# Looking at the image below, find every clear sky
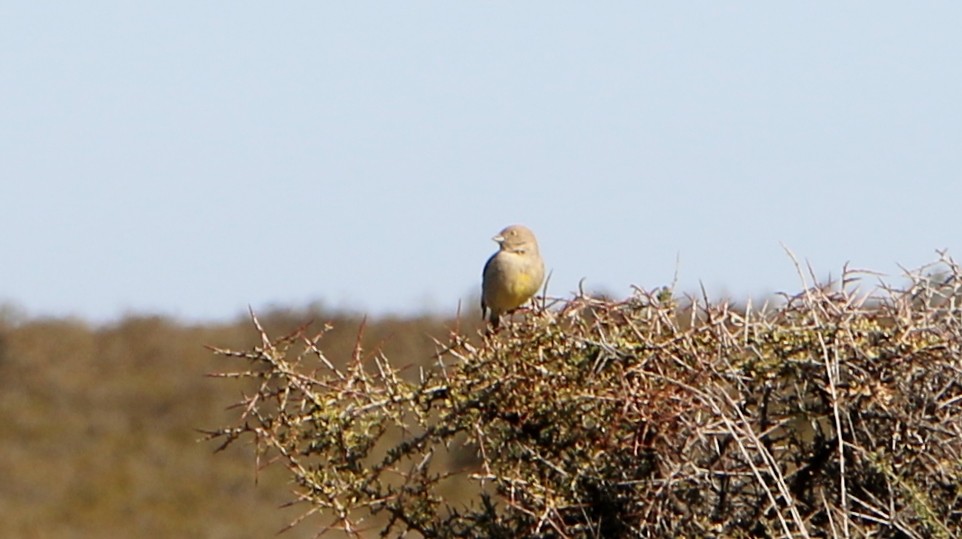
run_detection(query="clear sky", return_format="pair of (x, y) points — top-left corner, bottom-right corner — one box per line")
(2, 3), (961, 322)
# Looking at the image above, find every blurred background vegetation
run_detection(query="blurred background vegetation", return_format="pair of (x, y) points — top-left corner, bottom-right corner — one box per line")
(0, 304), (464, 538)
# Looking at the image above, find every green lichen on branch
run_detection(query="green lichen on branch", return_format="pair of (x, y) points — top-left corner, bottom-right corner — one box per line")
(206, 256), (962, 537)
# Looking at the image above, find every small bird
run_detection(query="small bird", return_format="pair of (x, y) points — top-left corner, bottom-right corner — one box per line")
(481, 224), (545, 328)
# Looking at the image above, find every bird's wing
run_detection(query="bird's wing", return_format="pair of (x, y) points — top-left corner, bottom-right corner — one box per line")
(481, 253), (497, 315)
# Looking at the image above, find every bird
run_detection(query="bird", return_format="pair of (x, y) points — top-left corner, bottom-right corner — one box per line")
(481, 224), (545, 328)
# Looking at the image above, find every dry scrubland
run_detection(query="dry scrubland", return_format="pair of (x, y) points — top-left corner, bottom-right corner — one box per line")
(5, 257), (962, 538)
(0, 306), (456, 538)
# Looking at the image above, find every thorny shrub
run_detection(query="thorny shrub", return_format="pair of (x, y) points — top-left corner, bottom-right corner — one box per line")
(206, 255), (962, 537)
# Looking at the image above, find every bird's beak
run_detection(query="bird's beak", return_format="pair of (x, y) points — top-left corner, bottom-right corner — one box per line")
(492, 234), (504, 244)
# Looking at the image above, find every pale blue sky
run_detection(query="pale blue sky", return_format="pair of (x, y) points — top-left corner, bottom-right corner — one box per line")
(2, 3), (961, 322)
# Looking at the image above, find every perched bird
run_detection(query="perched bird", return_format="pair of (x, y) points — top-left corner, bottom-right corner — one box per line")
(481, 224), (545, 328)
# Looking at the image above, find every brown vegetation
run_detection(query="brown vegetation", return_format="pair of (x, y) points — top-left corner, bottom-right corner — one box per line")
(0, 306), (453, 538)
(207, 257), (962, 537)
